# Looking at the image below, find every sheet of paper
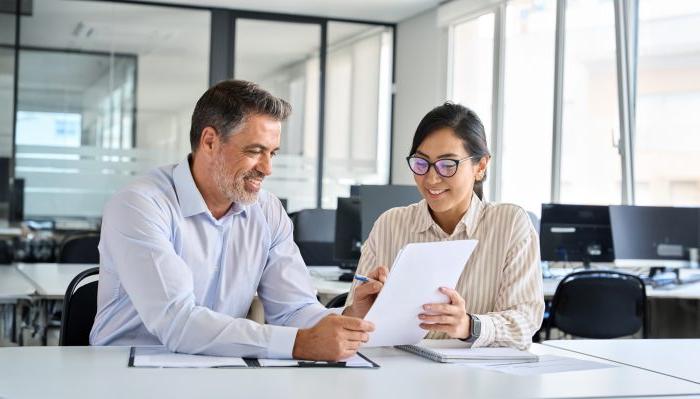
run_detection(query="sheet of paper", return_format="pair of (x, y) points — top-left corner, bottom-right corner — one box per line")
(363, 240), (478, 347)
(457, 355), (616, 376)
(131, 346), (247, 368)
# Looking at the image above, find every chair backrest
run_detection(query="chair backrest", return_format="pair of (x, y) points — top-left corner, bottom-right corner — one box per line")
(326, 292), (348, 308)
(526, 210), (540, 234)
(60, 267), (99, 346)
(547, 270), (647, 339)
(292, 208), (337, 266)
(58, 234), (100, 264)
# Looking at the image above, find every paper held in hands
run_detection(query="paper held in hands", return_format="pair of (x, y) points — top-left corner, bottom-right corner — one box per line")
(362, 239), (478, 347)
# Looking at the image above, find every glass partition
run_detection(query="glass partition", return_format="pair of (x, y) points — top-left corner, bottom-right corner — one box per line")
(234, 19), (321, 212)
(322, 22), (393, 208)
(16, 0), (210, 218)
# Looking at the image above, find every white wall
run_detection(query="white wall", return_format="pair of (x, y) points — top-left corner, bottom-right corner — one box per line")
(391, 8), (446, 185)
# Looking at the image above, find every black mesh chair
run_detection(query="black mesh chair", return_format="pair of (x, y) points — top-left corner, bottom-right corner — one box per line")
(326, 292), (348, 308)
(291, 209), (337, 266)
(59, 267), (99, 346)
(58, 234), (100, 264)
(546, 270), (647, 339)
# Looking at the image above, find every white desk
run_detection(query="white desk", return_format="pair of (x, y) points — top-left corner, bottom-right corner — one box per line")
(0, 266), (35, 344)
(15, 263), (96, 299)
(544, 339), (700, 384)
(0, 266), (35, 301)
(542, 269), (700, 299)
(1, 344), (700, 399)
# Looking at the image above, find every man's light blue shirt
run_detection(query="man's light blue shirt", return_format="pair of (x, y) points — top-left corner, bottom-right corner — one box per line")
(90, 157), (336, 358)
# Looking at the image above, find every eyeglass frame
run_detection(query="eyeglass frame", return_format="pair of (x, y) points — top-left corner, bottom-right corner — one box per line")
(405, 155), (478, 178)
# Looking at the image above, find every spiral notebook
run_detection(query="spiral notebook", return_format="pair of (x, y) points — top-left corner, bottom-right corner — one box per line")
(396, 340), (538, 364)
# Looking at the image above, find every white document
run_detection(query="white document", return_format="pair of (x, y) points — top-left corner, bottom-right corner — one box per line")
(459, 355), (615, 375)
(363, 240), (478, 347)
(131, 346), (247, 368)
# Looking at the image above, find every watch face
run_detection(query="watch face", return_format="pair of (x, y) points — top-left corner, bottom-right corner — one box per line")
(471, 316), (481, 336)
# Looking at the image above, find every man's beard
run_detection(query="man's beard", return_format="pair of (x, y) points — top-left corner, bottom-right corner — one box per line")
(213, 153), (264, 206)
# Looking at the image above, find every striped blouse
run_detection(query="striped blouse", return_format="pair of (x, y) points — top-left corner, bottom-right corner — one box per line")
(346, 192), (544, 349)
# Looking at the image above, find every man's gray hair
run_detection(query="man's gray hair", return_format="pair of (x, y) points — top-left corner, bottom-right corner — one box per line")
(189, 80), (291, 151)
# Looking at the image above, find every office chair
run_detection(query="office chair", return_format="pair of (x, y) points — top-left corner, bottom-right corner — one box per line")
(546, 270), (647, 339)
(326, 292), (348, 308)
(526, 210), (540, 235)
(58, 234), (100, 264)
(291, 208), (338, 266)
(59, 266), (99, 346)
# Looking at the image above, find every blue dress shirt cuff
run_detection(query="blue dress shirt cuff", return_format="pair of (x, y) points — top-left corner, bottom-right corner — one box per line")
(266, 325), (299, 359)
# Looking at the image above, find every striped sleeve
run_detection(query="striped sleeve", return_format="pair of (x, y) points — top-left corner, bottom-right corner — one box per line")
(472, 207), (544, 350)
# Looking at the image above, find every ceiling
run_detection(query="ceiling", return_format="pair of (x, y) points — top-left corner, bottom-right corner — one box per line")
(135, 0), (441, 23)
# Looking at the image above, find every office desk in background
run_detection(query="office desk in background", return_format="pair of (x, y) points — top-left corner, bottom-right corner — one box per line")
(15, 263), (96, 299)
(544, 339), (700, 384)
(0, 266), (35, 344)
(1, 344), (700, 399)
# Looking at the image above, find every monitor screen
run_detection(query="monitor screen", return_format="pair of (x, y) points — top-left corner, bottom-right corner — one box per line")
(358, 185), (422, 241)
(540, 203), (615, 265)
(0, 157), (10, 203)
(610, 205), (699, 267)
(334, 197), (362, 268)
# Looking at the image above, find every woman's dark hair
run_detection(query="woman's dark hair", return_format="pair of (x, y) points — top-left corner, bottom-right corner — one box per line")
(409, 102), (491, 199)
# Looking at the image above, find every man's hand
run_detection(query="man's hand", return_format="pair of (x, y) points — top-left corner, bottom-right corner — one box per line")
(292, 314), (375, 361)
(418, 287), (471, 339)
(342, 266), (388, 319)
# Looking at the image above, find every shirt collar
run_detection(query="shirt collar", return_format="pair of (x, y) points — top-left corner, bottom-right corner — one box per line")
(173, 156), (248, 219)
(413, 192), (484, 237)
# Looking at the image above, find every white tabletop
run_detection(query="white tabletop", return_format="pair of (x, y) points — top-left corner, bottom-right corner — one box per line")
(0, 266), (35, 301)
(1, 344), (699, 399)
(14, 263), (96, 299)
(542, 269), (700, 299)
(544, 339), (700, 384)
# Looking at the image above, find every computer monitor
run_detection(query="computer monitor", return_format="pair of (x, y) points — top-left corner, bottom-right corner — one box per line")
(358, 185), (422, 241)
(334, 196), (362, 268)
(540, 203), (615, 266)
(0, 157), (10, 203)
(610, 205), (699, 268)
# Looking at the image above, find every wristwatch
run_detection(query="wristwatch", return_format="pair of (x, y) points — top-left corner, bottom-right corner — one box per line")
(462, 314), (481, 343)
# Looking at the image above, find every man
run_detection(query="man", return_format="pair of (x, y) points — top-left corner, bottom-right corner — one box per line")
(90, 80), (387, 361)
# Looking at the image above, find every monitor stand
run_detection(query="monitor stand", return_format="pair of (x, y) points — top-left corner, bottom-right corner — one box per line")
(647, 266), (680, 282)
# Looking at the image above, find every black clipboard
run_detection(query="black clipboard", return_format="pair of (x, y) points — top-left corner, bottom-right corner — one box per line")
(128, 347), (379, 369)
(244, 352), (380, 368)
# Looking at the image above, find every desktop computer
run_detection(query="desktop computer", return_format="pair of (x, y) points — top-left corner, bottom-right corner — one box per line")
(334, 197), (362, 280)
(332, 185), (422, 281)
(539, 203), (615, 267)
(0, 157), (10, 203)
(610, 205), (699, 269)
(357, 185), (422, 241)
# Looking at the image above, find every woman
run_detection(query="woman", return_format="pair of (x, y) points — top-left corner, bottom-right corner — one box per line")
(347, 102), (544, 349)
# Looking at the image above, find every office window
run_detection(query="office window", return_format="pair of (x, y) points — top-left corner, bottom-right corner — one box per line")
(322, 22), (393, 208)
(559, 0), (622, 205)
(449, 13), (495, 200)
(449, 13), (495, 156)
(633, 0), (700, 206)
(500, 0), (556, 215)
(234, 19), (320, 212)
(16, 0), (210, 217)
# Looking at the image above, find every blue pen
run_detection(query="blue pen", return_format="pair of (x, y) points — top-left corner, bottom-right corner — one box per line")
(353, 274), (376, 283)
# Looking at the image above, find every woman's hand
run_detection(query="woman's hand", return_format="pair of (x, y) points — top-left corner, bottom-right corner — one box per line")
(419, 287), (471, 339)
(342, 266), (389, 319)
